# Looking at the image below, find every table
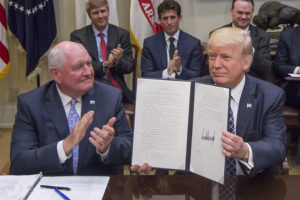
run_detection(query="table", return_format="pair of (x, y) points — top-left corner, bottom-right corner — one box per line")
(103, 174), (300, 200)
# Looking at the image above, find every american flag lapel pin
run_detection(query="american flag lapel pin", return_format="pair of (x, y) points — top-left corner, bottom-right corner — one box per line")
(246, 103), (252, 108)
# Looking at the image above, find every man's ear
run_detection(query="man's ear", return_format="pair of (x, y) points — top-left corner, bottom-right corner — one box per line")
(243, 55), (253, 71)
(178, 14), (183, 23)
(49, 67), (61, 84)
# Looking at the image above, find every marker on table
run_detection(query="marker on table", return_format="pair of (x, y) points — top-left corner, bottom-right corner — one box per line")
(40, 185), (71, 191)
(54, 187), (71, 200)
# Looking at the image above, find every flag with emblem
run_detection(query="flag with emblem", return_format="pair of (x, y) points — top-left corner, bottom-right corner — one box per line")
(8, 0), (56, 77)
(0, 0), (10, 79)
(130, 0), (163, 51)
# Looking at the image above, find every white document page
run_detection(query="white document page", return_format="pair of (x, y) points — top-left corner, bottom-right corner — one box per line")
(0, 174), (40, 200)
(132, 78), (191, 170)
(190, 83), (229, 184)
(28, 176), (110, 200)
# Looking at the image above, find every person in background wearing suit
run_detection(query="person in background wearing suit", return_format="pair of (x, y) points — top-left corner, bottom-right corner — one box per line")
(70, 0), (134, 104)
(211, 0), (272, 81)
(141, 0), (202, 80)
(275, 25), (300, 110)
(10, 41), (133, 175)
(132, 27), (287, 176)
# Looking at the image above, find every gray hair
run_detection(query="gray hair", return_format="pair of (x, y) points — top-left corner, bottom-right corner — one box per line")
(48, 45), (66, 70)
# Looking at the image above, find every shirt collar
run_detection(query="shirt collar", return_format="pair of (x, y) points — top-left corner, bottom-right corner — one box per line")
(232, 23), (249, 32)
(164, 29), (180, 42)
(56, 85), (82, 106)
(230, 75), (245, 104)
(92, 24), (109, 37)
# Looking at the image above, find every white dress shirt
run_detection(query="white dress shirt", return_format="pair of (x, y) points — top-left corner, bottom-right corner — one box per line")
(162, 30), (183, 79)
(55, 86), (109, 164)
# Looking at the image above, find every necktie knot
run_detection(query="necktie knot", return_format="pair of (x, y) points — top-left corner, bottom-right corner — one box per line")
(169, 37), (175, 43)
(99, 32), (104, 38)
(70, 99), (76, 106)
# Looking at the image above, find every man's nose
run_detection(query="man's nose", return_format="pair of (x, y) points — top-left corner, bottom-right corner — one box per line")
(212, 57), (221, 69)
(83, 64), (93, 75)
(241, 13), (247, 18)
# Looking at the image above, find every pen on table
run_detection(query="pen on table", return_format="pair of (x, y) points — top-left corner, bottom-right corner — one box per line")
(54, 187), (71, 200)
(40, 185), (71, 191)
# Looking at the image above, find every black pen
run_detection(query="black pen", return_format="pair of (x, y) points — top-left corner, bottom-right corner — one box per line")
(40, 185), (71, 191)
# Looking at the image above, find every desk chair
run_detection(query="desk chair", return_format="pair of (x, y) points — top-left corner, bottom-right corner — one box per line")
(0, 160), (10, 175)
(124, 44), (139, 129)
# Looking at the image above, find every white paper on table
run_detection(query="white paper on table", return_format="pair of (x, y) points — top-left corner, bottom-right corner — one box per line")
(288, 73), (300, 78)
(28, 176), (110, 200)
(0, 174), (40, 200)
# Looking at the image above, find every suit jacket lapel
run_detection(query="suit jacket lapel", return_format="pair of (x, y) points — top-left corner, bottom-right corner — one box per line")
(157, 32), (168, 69)
(249, 25), (258, 48)
(87, 25), (100, 61)
(45, 82), (70, 139)
(177, 30), (186, 57)
(236, 75), (257, 138)
(107, 24), (116, 54)
(78, 86), (97, 167)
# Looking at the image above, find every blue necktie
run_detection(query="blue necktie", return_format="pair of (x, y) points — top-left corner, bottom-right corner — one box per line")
(68, 99), (80, 175)
(225, 107), (236, 175)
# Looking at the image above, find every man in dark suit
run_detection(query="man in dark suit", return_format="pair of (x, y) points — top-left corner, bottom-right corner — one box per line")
(141, 0), (202, 80)
(275, 25), (300, 110)
(197, 27), (286, 176)
(211, 0), (272, 81)
(132, 27), (286, 176)
(70, 0), (134, 104)
(10, 41), (133, 175)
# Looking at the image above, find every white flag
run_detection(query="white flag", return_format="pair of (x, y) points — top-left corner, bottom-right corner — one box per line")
(130, 0), (163, 50)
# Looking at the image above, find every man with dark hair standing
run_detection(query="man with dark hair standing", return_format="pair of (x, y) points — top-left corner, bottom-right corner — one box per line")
(71, 0), (134, 104)
(211, 0), (272, 81)
(10, 41), (133, 175)
(141, 0), (202, 80)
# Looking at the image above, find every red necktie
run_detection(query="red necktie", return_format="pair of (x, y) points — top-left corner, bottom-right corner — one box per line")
(99, 32), (121, 90)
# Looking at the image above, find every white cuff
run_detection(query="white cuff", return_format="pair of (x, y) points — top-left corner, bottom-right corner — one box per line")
(162, 68), (176, 79)
(57, 140), (72, 164)
(176, 65), (183, 75)
(96, 145), (111, 161)
(238, 143), (254, 173)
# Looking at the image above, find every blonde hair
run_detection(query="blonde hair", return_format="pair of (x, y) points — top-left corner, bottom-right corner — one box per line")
(86, 0), (109, 15)
(208, 27), (253, 58)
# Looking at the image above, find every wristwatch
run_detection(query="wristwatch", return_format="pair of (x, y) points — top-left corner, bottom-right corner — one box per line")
(242, 149), (250, 162)
(103, 61), (109, 68)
